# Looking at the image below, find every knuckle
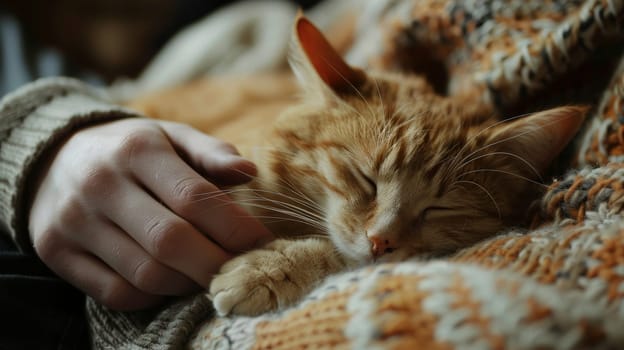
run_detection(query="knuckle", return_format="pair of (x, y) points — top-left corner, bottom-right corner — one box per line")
(145, 218), (188, 260)
(79, 166), (117, 197)
(56, 197), (85, 227)
(131, 258), (163, 292)
(96, 278), (138, 310)
(164, 121), (191, 134)
(170, 177), (211, 215)
(115, 128), (161, 164)
(32, 228), (63, 262)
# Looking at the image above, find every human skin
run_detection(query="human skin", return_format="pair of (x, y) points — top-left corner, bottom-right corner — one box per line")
(28, 118), (273, 310)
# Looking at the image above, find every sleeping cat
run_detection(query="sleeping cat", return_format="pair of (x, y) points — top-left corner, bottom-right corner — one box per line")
(207, 15), (586, 316)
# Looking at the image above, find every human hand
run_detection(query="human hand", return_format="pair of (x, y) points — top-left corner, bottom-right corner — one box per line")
(28, 118), (273, 310)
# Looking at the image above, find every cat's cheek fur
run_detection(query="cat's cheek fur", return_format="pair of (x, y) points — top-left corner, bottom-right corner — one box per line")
(325, 199), (372, 264)
(328, 228), (371, 265)
(419, 214), (505, 254)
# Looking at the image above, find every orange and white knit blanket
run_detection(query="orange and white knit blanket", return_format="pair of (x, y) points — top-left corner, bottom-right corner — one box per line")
(187, 1), (624, 348)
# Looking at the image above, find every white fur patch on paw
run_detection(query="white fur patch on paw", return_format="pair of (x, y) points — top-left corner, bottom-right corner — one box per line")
(209, 255), (286, 316)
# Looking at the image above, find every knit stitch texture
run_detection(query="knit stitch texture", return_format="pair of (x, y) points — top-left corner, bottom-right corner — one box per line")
(184, 1), (624, 348)
(48, 0), (624, 348)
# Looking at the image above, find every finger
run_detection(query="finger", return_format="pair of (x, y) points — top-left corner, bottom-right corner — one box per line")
(46, 244), (164, 311)
(101, 181), (234, 288)
(158, 121), (258, 185)
(73, 220), (199, 296)
(36, 198), (196, 296)
(128, 142), (273, 253)
(207, 156), (258, 188)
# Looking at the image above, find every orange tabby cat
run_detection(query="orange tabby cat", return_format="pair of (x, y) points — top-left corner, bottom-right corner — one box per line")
(200, 16), (587, 316)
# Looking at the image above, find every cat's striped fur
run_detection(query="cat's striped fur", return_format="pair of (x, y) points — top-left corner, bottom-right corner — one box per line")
(208, 16), (586, 316)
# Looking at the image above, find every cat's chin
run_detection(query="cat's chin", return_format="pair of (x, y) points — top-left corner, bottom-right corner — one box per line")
(328, 232), (374, 266)
(333, 248), (375, 267)
(375, 249), (413, 263)
(339, 253), (371, 267)
(339, 250), (411, 267)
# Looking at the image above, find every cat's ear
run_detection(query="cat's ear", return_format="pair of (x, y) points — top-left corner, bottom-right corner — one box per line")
(487, 106), (588, 173)
(290, 14), (366, 99)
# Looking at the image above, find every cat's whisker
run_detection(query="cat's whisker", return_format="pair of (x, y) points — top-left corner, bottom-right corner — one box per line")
(445, 118), (559, 186)
(242, 203), (327, 232)
(276, 187), (323, 214)
(258, 181), (325, 207)
(338, 98), (371, 122)
(444, 111), (536, 180)
(374, 107), (420, 164)
(251, 173), (325, 213)
(303, 233), (330, 240)
(373, 77), (386, 119)
(187, 189), (240, 201)
(235, 196), (326, 223)
(227, 185), (325, 220)
(189, 187), (279, 201)
(275, 180), (324, 213)
(454, 151), (543, 182)
(218, 160), (323, 202)
(452, 180), (502, 219)
(231, 195), (326, 224)
(436, 143), (466, 186)
(456, 112), (567, 175)
(187, 188), (325, 228)
(234, 144), (294, 154)
(203, 184), (325, 224)
(449, 112), (534, 167)
(225, 176), (324, 214)
(377, 109), (394, 146)
(239, 201), (324, 222)
(321, 56), (377, 119)
(249, 214), (326, 231)
(457, 168), (549, 189)
(250, 146), (300, 160)
(457, 125), (533, 168)
(379, 103), (407, 142)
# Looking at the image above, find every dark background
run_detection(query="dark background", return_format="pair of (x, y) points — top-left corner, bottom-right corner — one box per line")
(0, 0), (322, 81)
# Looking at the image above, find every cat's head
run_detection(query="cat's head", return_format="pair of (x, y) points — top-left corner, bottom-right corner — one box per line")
(264, 16), (586, 264)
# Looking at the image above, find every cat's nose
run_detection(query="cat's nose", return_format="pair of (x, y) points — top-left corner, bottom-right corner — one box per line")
(369, 236), (397, 257)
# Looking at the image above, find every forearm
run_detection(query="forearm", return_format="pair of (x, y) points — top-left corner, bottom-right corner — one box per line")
(0, 77), (142, 252)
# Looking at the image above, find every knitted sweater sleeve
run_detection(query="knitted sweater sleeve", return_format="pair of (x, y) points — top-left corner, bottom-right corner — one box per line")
(0, 77), (143, 252)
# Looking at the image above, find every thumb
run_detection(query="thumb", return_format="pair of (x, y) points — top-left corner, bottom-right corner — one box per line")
(158, 121), (257, 186)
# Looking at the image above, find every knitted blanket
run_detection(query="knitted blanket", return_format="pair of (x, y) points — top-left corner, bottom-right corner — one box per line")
(96, 1), (624, 349)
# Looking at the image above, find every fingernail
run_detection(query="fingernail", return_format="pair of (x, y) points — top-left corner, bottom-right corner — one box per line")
(220, 153), (251, 165)
(229, 157), (258, 177)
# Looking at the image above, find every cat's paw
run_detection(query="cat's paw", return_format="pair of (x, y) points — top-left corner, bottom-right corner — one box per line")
(208, 249), (299, 316)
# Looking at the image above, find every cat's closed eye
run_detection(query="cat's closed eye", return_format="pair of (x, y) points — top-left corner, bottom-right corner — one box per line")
(423, 206), (451, 217)
(418, 206), (452, 223)
(410, 207), (450, 233)
(352, 167), (377, 196)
